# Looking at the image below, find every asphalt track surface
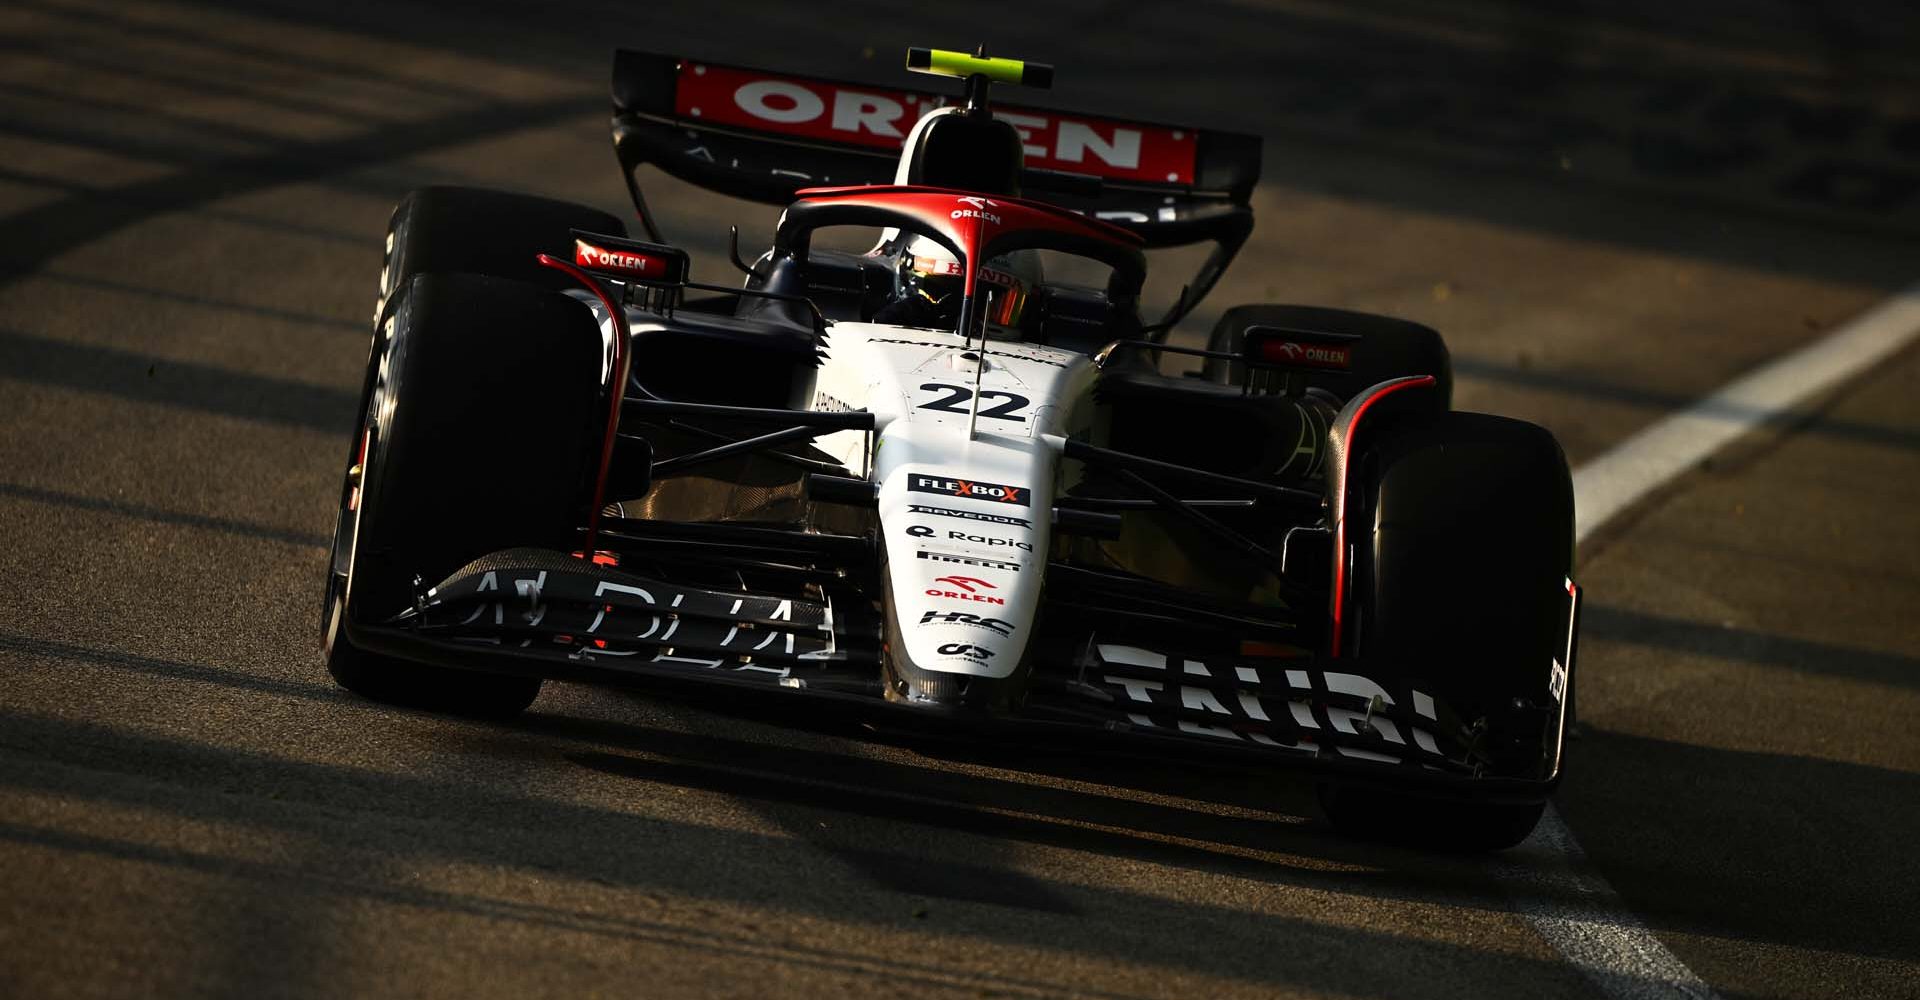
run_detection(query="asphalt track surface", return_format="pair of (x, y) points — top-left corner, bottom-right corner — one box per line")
(2, 1), (1917, 997)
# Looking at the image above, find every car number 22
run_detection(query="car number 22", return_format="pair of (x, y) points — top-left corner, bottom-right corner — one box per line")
(917, 383), (1030, 422)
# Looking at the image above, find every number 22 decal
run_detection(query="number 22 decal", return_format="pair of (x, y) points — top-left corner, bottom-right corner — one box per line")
(917, 383), (1030, 422)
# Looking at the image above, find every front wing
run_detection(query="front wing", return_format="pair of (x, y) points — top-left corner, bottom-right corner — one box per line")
(350, 548), (1578, 803)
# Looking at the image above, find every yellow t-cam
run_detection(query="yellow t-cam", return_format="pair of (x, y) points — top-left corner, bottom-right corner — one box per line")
(905, 47), (1054, 89)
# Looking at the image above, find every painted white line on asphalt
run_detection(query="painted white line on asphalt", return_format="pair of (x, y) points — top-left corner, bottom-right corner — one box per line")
(1497, 283), (1920, 999)
(1573, 284), (1920, 540)
(1502, 808), (1719, 1000)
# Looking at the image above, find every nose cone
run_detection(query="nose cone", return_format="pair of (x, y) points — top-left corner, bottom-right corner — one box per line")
(875, 430), (1053, 703)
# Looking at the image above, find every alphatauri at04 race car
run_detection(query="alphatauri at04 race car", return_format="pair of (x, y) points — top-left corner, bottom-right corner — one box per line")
(322, 47), (1580, 850)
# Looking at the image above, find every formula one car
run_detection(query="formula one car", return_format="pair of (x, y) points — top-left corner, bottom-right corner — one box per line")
(321, 47), (1580, 850)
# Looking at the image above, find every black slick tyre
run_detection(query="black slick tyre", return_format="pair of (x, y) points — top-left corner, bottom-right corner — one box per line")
(1321, 410), (1573, 851)
(374, 185), (626, 326)
(322, 272), (604, 718)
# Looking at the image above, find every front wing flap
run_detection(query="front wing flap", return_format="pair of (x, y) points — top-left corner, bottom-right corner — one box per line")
(354, 548), (1574, 799)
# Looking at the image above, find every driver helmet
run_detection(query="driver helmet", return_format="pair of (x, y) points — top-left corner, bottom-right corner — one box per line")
(889, 234), (1042, 336)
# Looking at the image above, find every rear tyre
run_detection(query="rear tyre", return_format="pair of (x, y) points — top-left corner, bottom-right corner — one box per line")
(1201, 304), (1452, 406)
(374, 185), (626, 325)
(1321, 410), (1573, 851)
(323, 272), (605, 718)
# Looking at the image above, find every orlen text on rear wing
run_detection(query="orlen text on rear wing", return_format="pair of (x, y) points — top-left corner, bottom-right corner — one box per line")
(609, 49), (1261, 331)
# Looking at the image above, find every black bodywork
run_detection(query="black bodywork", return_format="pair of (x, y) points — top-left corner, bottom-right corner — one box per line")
(337, 50), (1579, 810)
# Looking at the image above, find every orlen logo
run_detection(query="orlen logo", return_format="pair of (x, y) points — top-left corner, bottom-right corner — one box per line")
(951, 196), (1001, 226)
(925, 577), (1006, 605)
(1263, 339), (1352, 370)
(575, 238), (656, 276)
(672, 62), (1196, 185)
(1302, 344), (1350, 367)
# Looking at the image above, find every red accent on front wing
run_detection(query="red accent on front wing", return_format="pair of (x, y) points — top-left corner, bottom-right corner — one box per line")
(536, 253), (630, 558)
(1328, 375), (1437, 658)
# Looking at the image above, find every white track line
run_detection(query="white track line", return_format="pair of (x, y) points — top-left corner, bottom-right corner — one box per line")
(1495, 283), (1920, 999)
(1501, 810), (1719, 1000)
(1574, 284), (1920, 540)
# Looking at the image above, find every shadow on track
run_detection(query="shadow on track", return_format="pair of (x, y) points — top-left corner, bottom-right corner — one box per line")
(1583, 604), (1920, 691)
(0, 703), (1611, 1000)
(0, 330), (355, 433)
(1561, 728), (1920, 981)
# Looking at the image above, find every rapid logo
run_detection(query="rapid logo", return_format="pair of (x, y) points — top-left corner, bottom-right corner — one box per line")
(935, 642), (995, 661)
(919, 610), (1014, 637)
(943, 530), (1031, 552)
(907, 504), (1030, 529)
(909, 474), (1028, 506)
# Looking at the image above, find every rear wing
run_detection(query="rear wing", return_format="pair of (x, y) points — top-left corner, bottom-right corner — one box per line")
(610, 50), (1260, 298)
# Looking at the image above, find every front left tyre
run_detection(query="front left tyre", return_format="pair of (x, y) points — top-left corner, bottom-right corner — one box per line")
(1318, 409), (1574, 851)
(1200, 303), (1453, 406)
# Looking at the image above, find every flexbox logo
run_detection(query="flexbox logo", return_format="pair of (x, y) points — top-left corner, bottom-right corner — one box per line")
(909, 474), (1028, 506)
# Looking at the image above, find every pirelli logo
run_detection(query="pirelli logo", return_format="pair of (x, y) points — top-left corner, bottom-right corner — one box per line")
(917, 551), (1019, 572)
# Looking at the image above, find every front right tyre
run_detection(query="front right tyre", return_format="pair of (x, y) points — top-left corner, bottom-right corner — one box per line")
(323, 272), (605, 718)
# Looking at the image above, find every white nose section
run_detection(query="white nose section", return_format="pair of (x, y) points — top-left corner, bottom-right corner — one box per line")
(877, 423), (1052, 680)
